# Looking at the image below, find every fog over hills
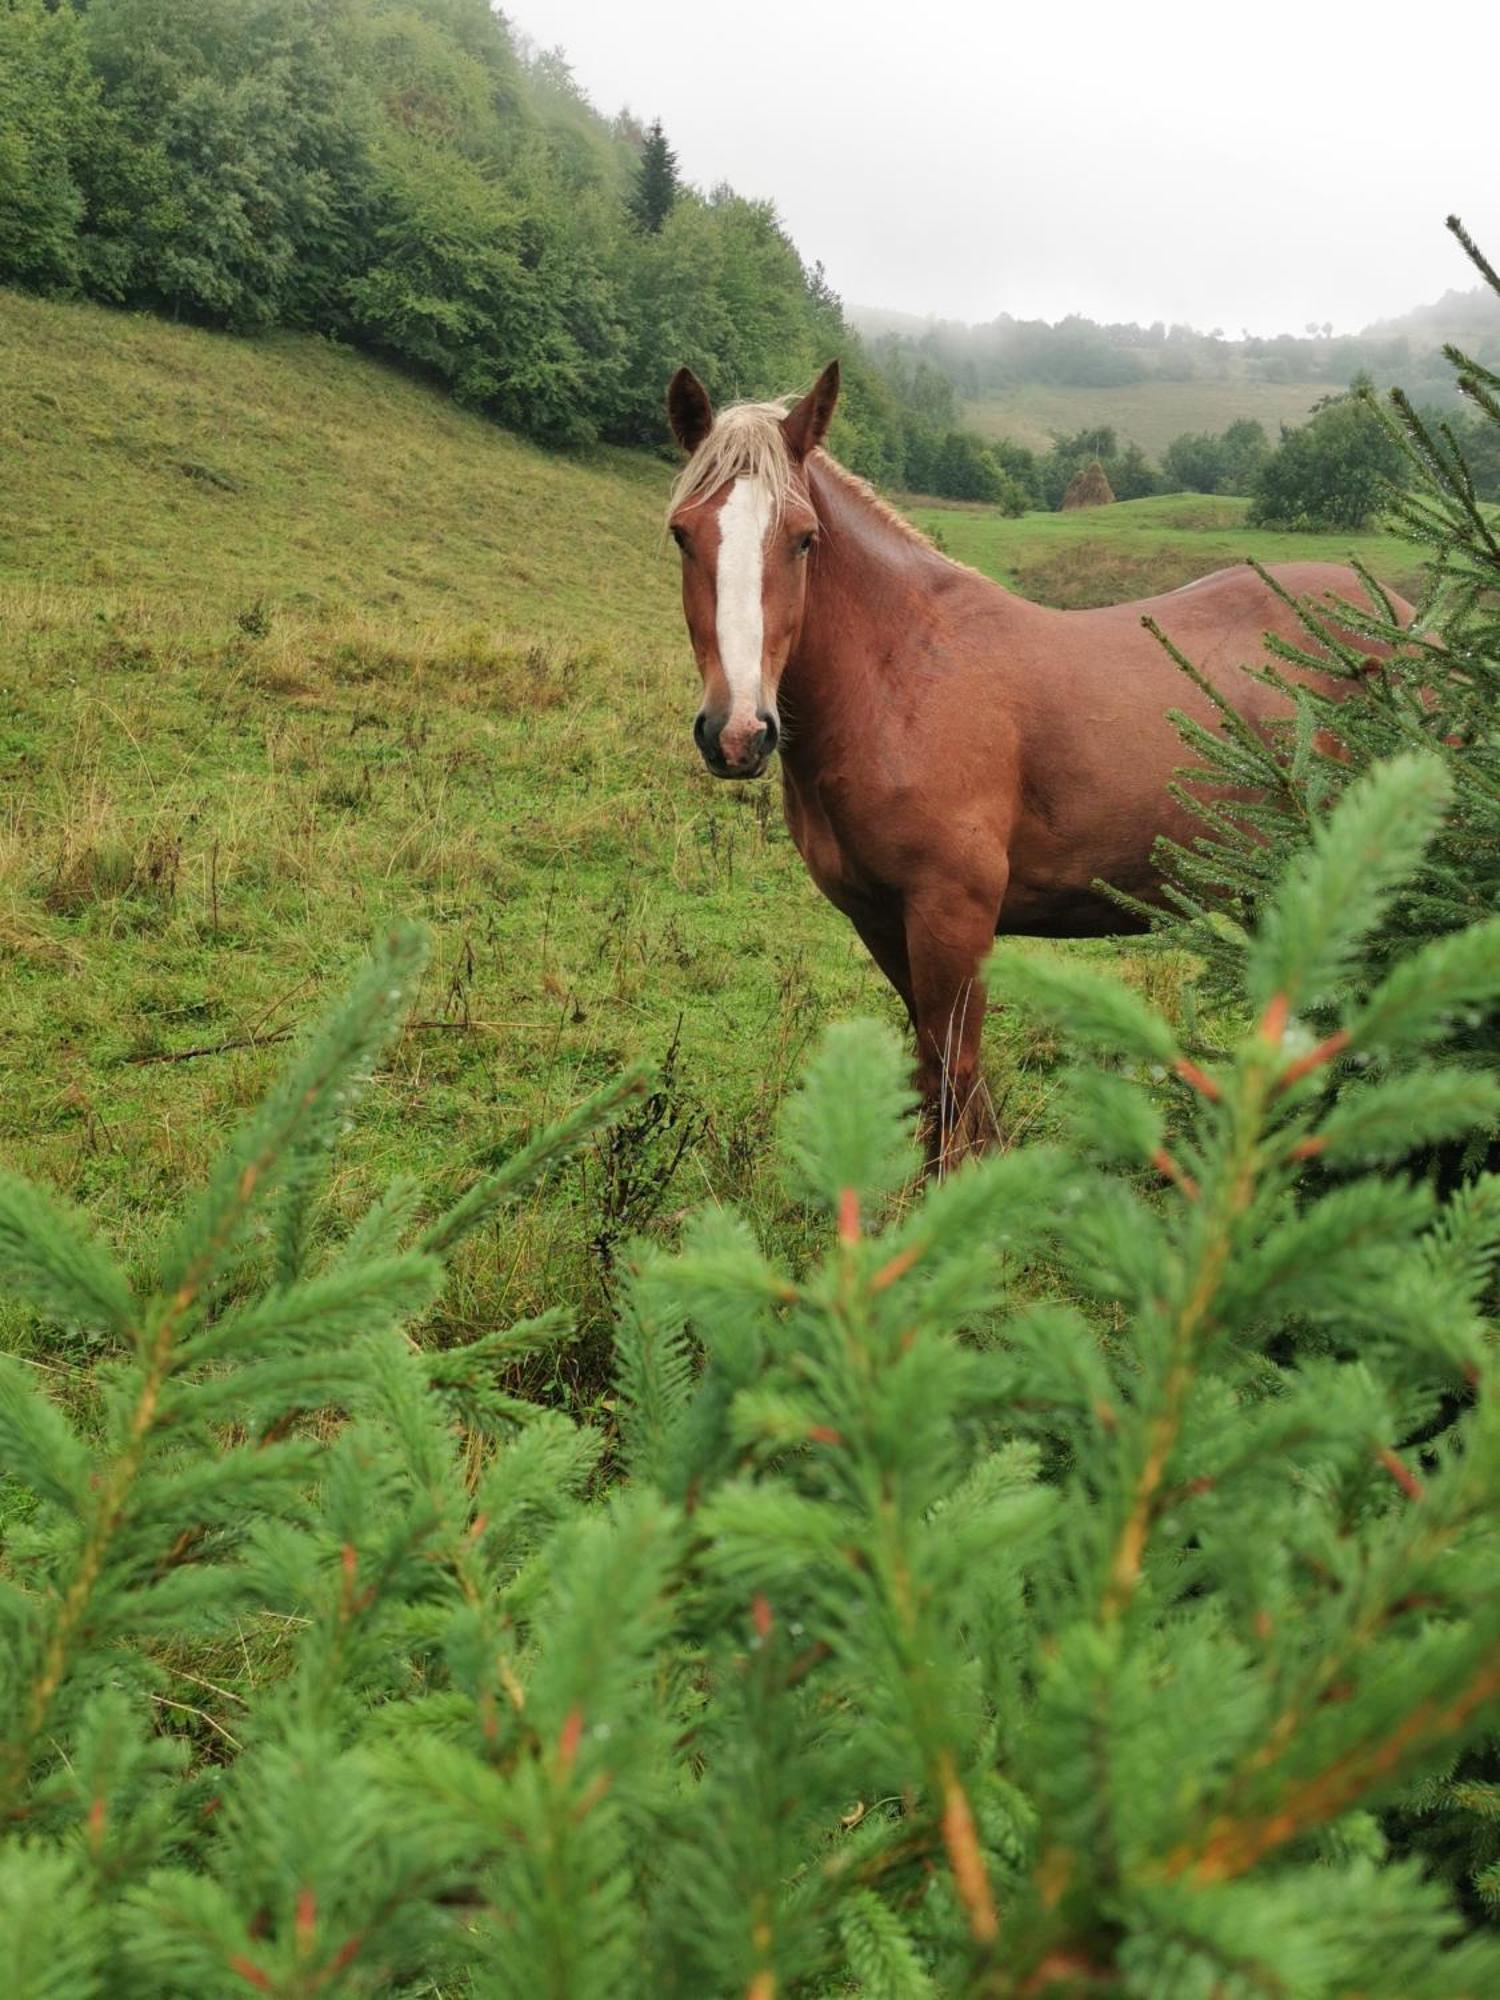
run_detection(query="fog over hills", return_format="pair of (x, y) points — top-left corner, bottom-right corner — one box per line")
(848, 286), (1500, 350)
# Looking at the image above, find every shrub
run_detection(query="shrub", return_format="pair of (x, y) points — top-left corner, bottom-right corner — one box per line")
(1162, 418), (1269, 495)
(1249, 377), (1407, 529)
(932, 429), (1027, 508)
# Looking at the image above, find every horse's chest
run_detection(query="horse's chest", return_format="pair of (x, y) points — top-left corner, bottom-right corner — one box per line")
(784, 791), (844, 889)
(781, 776), (866, 903)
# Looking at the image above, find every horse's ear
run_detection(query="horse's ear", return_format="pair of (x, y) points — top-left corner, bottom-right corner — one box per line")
(782, 360), (841, 460)
(667, 368), (714, 453)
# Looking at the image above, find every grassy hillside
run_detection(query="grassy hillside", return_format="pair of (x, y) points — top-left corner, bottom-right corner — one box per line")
(4, 294), (672, 635)
(905, 491), (1423, 608)
(964, 378), (1331, 457)
(1, 290), (1423, 1385)
(0, 289), (909, 1384)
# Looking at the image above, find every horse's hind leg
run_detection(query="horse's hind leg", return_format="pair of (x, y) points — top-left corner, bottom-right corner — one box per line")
(904, 875), (1007, 1174)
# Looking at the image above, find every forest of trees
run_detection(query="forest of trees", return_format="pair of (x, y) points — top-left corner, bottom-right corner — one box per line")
(0, 0), (997, 493)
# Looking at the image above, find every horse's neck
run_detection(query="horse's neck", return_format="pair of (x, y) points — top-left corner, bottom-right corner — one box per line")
(783, 457), (998, 764)
(789, 458), (942, 709)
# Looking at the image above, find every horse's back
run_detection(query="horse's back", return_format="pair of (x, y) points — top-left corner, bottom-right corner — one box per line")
(1145, 559), (1412, 661)
(1118, 558), (1415, 722)
(990, 555), (1414, 934)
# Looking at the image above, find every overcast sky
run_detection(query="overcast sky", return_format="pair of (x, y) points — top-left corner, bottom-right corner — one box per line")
(512, 0), (1498, 335)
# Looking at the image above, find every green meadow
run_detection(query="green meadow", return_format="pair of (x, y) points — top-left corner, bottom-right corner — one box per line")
(906, 489), (1423, 607)
(0, 289), (902, 1391)
(1, 288), (1413, 1386)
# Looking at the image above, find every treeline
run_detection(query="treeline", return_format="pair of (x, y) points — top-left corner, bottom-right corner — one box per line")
(899, 418), (1208, 516)
(861, 298), (1500, 400)
(1171, 385), (1500, 530)
(0, 0), (994, 495)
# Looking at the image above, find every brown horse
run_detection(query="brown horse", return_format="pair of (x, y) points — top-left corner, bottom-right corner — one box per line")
(665, 361), (1407, 1165)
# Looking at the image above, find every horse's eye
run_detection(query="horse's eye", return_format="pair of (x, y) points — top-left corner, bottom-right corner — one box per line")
(796, 532), (816, 556)
(669, 524), (688, 551)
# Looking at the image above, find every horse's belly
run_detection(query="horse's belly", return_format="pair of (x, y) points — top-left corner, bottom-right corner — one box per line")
(996, 875), (1154, 939)
(999, 766), (1184, 936)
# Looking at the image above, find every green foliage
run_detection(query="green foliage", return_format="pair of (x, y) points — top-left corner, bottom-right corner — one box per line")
(74, 0), (372, 331)
(0, 0), (991, 480)
(344, 129), (618, 445)
(1163, 416), (1271, 494)
(1250, 375), (1409, 529)
(629, 117), (678, 235)
(7, 766), (1500, 1990)
(1147, 229), (1500, 1913)
(1439, 401), (1500, 501)
(1107, 438), (1160, 501)
(0, 0), (92, 293)
(777, 1019), (920, 1210)
(927, 429), (1030, 510)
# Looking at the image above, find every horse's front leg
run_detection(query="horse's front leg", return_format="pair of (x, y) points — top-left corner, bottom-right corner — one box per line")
(904, 872), (1007, 1174)
(844, 899), (917, 1033)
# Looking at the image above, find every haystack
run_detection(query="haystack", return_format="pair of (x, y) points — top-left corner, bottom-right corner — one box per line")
(1061, 458), (1115, 509)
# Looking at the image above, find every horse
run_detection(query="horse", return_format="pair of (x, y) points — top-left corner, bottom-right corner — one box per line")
(664, 360), (1410, 1167)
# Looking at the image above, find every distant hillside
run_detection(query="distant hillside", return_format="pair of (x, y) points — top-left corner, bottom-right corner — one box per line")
(854, 284), (1497, 335)
(846, 303), (936, 341)
(1362, 285), (1500, 341)
(851, 284), (1500, 379)
(852, 283), (1500, 457)
(961, 378), (1329, 460)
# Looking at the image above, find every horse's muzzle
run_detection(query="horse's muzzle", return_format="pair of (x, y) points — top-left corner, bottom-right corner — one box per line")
(695, 709), (778, 779)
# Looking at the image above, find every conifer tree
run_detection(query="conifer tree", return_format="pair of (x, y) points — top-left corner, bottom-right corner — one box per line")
(9, 769), (1500, 1990)
(629, 116), (679, 233)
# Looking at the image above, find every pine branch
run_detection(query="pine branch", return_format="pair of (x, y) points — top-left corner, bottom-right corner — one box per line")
(418, 1066), (650, 1260)
(1172, 1644), (1500, 1885)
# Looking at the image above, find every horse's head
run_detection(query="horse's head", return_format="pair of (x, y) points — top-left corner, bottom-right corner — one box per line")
(665, 361), (840, 779)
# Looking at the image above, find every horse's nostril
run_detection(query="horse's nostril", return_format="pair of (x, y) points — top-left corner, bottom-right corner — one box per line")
(759, 712), (779, 755)
(693, 712), (709, 749)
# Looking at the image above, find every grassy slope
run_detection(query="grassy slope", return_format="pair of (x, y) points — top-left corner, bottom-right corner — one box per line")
(1, 290), (903, 1382)
(2, 291), (1418, 1383)
(6, 296), (671, 631)
(964, 378), (1333, 456)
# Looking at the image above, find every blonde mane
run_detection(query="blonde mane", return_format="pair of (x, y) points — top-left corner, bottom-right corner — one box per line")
(667, 395), (949, 559)
(813, 453), (945, 555)
(667, 400), (797, 526)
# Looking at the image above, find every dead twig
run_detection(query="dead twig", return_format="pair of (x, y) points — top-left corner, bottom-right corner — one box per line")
(123, 1030), (295, 1067)
(123, 1019), (545, 1066)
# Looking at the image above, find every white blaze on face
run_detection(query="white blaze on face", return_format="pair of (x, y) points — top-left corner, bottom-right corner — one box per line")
(714, 477), (773, 726)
